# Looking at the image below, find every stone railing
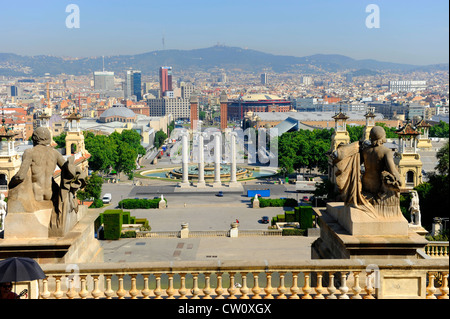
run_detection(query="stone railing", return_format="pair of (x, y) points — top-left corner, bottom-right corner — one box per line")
(136, 229), (283, 238)
(424, 242), (449, 258)
(37, 259), (448, 299)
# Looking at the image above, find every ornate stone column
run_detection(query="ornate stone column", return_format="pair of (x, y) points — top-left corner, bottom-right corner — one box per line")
(212, 132), (222, 187)
(197, 132), (206, 188)
(178, 133), (190, 188)
(229, 132), (240, 188)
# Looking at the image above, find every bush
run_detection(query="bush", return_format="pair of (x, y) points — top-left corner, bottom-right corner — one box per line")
(282, 228), (305, 236)
(121, 231), (136, 238)
(102, 210), (123, 240)
(118, 198), (166, 209)
(285, 211), (296, 223)
(300, 206), (313, 229)
(277, 214), (285, 222)
(252, 197), (298, 208)
(89, 198), (104, 208)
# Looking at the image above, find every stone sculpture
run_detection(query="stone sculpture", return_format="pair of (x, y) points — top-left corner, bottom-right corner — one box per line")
(409, 190), (421, 226)
(331, 126), (403, 219)
(7, 127), (86, 237)
(0, 193), (6, 231)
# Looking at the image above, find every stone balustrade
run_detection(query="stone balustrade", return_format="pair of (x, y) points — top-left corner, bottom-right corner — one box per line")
(37, 259), (448, 299)
(424, 242), (449, 258)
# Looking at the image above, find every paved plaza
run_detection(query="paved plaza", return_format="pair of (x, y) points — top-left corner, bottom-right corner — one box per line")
(98, 174), (317, 264)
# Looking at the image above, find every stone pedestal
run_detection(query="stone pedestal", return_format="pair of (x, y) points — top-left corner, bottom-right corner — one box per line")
(326, 202), (409, 236)
(229, 222), (239, 238)
(4, 208), (53, 239)
(253, 196), (260, 208)
(0, 206), (103, 264)
(312, 204), (428, 259)
(180, 223), (189, 238)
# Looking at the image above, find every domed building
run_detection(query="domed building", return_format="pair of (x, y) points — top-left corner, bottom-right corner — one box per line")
(98, 104), (137, 123)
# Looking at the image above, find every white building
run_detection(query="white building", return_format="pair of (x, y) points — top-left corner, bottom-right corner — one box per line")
(389, 81), (427, 92)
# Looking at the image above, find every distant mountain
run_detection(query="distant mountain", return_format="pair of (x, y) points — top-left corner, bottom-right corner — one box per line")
(0, 46), (448, 76)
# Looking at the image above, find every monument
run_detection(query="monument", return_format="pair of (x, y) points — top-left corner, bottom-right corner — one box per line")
(1, 127), (103, 263)
(313, 126), (428, 259)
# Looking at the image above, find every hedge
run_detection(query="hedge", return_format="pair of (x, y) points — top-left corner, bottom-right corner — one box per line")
(251, 197), (298, 208)
(282, 228), (305, 236)
(118, 198), (167, 209)
(299, 206), (313, 229)
(102, 210), (123, 240)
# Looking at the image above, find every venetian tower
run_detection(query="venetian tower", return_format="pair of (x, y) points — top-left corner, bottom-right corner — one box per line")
(394, 122), (423, 189)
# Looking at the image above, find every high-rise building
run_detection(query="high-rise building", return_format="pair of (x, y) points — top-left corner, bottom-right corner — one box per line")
(124, 70), (142, 101)
(261, 73), (268, 85)
(159, 66), (173, 96)
(94, 71), (115, 91)
(220, 91), (228, 130)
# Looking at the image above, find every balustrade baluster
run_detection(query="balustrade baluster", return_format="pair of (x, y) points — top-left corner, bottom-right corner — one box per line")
(154, 273), (163, 299)
(240, 272), (250, 299)
(438, 272), (449, 299)
(289, 272), (300, 299)
(78, 275), (89, 299)
(215, 272), (225, 299)
(338, 272), (349, 299)
(166, 273), (176, 299)
(326, 273), (337, 299)
(179, 273), (188, 299)
(66, 275), (78, 299)
(40, 276), (51, 299)
(426, 273), (437, 299)
(227, 272), (238, 299)
(277, 272), (287, 299)
(314, 272), (325, 299)
(363, 271), (375, 299)
(203, 272), (212, 299)
(116, 274), (127, 299)
(301, 272), (312, 299)
(351, 271), (362, 299)
(104, 275), (115, 299)
(141, 274), (151, 299)
(129, 274), (139, 299)
(264, 272), (274, 299)
(191, 273), (201, 299)
(251, 273), (261, 299)
(91, 275), (102, 299)
(53, 275), (64, 299)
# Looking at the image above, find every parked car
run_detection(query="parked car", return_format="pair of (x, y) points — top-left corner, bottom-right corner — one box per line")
(102, 193), (112, 204)
(216, 191), (224, 197)
(261, 216), (269, 224)
(302, 196), (309, 201)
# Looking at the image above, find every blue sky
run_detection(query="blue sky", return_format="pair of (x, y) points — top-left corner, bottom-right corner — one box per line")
(0, 0), (448, 65)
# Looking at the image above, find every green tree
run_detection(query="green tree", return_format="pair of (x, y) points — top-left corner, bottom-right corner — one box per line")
(429, 121), (449, 138)
(154, 130), (167, 149)
(53, 132), (67, 149)
(77, 171), (103, 201)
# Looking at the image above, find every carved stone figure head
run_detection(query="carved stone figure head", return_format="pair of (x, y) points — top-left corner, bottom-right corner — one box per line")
(369, 126), (386, 146)
(31, 127), (52, 146)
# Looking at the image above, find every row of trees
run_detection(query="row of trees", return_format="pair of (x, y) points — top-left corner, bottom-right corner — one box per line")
(53, 129), (146, 178)
(84, 130), (146, 178)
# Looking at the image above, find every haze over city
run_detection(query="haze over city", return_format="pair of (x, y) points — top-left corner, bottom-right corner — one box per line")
(1, 0), (448, 65)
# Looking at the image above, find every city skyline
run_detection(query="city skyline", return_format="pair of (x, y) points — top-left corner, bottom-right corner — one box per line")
(0, 0), (448, 66)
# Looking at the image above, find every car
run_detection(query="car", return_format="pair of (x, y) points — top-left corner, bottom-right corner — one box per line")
(261, 216), (269, 224)
(216, 191), (224, 197)
(302, 196), (309, 201)
(102, 193), (112, 204)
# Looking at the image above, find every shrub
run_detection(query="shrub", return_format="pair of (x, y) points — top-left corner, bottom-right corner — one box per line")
(277, 214), (285, 222)
(121, 231), (136, 238)
(300, 206), (313, 229)
(118, 198), (166, 209)
(89, 198), (104, 208)
(102, 210), (123, 240)
(282, 228), (305, 236)
(285, 211), (296, 223)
